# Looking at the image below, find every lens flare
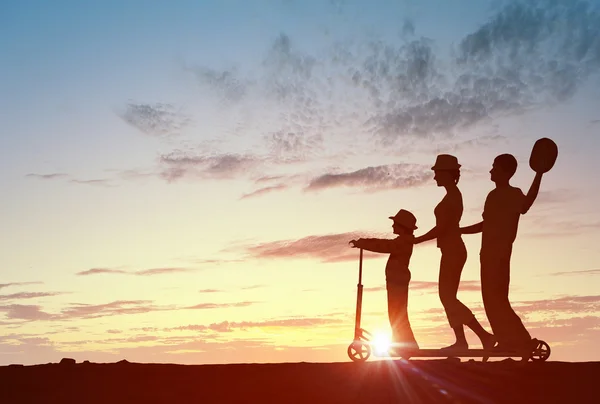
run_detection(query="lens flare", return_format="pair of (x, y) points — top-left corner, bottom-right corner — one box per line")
(372, 332), (392, 355)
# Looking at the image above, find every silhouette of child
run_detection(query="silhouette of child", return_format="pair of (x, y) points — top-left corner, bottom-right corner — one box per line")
(461, 154), (542, 353)
(350, 209), (419, 351)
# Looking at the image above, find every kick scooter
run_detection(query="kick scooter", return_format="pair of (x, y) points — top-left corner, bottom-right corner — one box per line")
(346, 249), (551, 363)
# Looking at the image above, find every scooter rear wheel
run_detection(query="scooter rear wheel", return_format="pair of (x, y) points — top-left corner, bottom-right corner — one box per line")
(531, 340), (551, 362)
(348, 340), (371, 362)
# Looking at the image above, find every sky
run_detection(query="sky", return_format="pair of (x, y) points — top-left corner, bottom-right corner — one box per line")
(1, 0), (599, 365)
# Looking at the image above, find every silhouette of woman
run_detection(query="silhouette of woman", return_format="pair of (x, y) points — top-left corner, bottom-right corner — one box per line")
(414, 154), (495, 350)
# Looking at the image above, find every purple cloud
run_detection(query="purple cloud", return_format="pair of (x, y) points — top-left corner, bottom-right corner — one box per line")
(240, 184), (287, 199)
(305, 164), (431, 192)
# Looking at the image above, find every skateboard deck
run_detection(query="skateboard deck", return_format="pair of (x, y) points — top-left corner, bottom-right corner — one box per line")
(373, 348), (528, 358)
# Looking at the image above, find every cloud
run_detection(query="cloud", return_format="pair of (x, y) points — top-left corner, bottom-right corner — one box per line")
(525, 217), (600, 238)
(241, 285), (264, 290)
(0, 282), (42, 290)
(172, 0), (600, 159)
(76, 267), (196, 276)
(305, 164), (431, 192)
(365, 281), (481, 293)
(159, 151), (263, 182)
(264, 131), (324, 162)
(0, 292), (63, 301)
(117, 102), (190, 136)
(198, 289), (222, 293)
(515, 295), (600, 315)
(107, 329), (122, 334)
(0, 305), (54, 321)
(69, 179), (113, 187)
(167, 316), (344, 333)
(455, 0), (600, 104)
(25, 173), (68, 180)
(115, 169), (159, 181)
(184, 65), (248, 103)
(411, 280), (481, 292)
(76, 268), (128, 276)
(549, 269), (600, 276)
(185, 301), (257, 310)
(240, 184), (288, 199)
(239, 231), (379, 263)
(1, 298), (260, 322)
(59, 300), (167, 320)
(135, 267), (194, 276)
(26, 173), (114, 187)
(534, 189), (578, 205)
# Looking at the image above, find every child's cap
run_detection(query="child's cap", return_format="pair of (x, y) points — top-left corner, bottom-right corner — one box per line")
(389, 209), (418, 230)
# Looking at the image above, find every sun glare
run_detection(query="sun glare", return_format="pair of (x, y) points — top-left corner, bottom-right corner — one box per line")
(372, 332), (392, 355)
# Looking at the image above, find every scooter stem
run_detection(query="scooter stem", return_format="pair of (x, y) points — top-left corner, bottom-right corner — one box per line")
(354, 249), (364, 339)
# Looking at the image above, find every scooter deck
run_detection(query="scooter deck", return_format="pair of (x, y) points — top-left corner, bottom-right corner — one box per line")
(373, 348), (529, 358)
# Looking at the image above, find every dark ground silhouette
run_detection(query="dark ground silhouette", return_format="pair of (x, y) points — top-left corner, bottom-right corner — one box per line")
(1, 359), (597, 403)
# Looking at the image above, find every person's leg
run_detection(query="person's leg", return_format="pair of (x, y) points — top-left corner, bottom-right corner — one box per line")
(491, 254), (531, 350)
(482, 250), (530, 350)
(439, 243), (479, 349)
(387, 280), (418, 349)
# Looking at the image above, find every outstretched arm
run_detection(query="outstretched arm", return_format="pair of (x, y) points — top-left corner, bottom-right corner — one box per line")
(414, 227), (438, 244)
(350, 238), (408, 254)
(460, 221), (483, 234)
(522, 172), (543, 214)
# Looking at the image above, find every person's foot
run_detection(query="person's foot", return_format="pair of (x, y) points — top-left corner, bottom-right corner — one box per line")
(440, 341), (468, 351)
(481, 333), (497, 350)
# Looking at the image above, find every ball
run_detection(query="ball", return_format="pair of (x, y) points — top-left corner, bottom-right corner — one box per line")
(529, 138), (558, 173)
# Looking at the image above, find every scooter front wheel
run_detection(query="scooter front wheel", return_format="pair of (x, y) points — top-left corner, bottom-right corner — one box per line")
(348, 340), (371, 362)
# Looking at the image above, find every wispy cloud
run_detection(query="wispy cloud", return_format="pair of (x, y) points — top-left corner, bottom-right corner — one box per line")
(1, 297), (260, 322)
(76, 267), (196, 276)
(173, 0), (600, 158)
(76, 268), (128, 276)
(240, 184), (288, 199)
(184, 65), (247, 104)
(135, 267), (194, 276)
(167, 316), (344, 333)
(59, 300), (167, 320)
(69, 179), (113, 187)
(117, 102), (190, 136)
(185, 301), (257, 310)
(515, 295), (600, 315)
(305, 164), (431, 192)
(241, 285), (264, 290)
(525, 218), (600, 238)
(238, 231), (378, 263)
(0, 292), (63, 301)
(411, 280), (481, 292)
(264, 131), (324, 162)
(159, 151), (263, 182)
(364, 281), (481, 293)
(0, 304), (54, 321)
(25, 173), (68, 180)
(198, 289), (222, 294)
(26, 173), (113, 187)
(0, 282), (42, 290)
(549, 269), (600, 277)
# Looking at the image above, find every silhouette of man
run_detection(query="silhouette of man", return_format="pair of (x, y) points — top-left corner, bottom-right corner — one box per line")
(461, 154), (543, 353)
